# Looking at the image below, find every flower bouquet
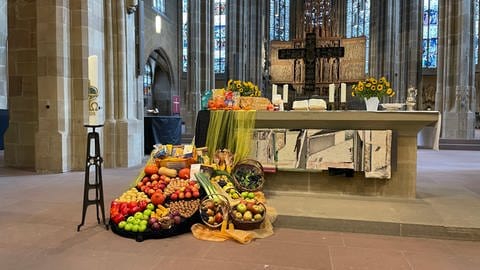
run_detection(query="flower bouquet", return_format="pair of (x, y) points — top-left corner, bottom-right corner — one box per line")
(352, 77), (395, 111)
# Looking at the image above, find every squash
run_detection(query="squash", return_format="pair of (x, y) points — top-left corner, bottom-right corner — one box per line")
(178, 168), (190, 179)
(144, 164), (159, 176)
(158, 167), (177, 177)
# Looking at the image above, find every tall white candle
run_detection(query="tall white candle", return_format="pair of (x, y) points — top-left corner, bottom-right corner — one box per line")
(272, 84), (277, 100)
(88, 55), (99, 125)
(340, 83), (346, 103)
(329, 84), (335, 103)
(283, 84), (288, 103)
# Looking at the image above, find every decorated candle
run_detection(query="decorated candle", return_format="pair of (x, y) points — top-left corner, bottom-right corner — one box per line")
(88, 55), (99, 125)
(341, 83), (346, 103)
(329, 84), (335, 103)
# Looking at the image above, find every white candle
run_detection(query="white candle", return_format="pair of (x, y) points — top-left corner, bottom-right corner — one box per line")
(329, 84), (335, 103)
(283, 84), (288, 103)
(88, 55), (99, 125)
(272, 84), (277, 100)
(341, 83), (346, 103)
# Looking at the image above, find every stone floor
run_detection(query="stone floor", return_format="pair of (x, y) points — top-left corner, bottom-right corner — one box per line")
(1, 149), (480, 269)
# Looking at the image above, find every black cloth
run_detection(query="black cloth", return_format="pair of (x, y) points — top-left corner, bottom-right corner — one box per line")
(144, 116), (182, 154)
(0, 109), (8, 150)
(194, 110), (210, 148)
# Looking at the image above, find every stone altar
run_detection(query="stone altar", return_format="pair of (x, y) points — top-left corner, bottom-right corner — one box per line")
(254, 111), (440, 198)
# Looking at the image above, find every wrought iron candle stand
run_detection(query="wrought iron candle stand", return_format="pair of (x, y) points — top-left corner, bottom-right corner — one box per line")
(77, 124), (108, 231)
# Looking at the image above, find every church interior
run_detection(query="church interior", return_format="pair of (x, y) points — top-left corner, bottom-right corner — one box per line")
(1, 0), (480, 269)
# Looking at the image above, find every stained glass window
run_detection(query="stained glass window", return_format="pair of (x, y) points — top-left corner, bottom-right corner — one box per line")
(143, 64), (152, 96)
(422, 0), (438, 68)
(214, 0), (227, 73)
(182, 0), (188, 72)
(346, 0), (370, 73)
(270, 0), (290, 41)
(475, 0), (479, 65)
(153, 0), (165, 13)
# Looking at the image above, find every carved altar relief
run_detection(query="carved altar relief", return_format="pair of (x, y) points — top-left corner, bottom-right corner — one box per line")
(339, 37), (366, 82)
(270, 41), (295, 83)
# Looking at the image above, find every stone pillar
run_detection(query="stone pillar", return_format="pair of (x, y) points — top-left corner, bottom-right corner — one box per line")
(0, 0), (6, 110)
(369, 0), (401, 96)
(245, 1), (266, 86)
(187, 0), (214, 114)
(397, 0), (423, 105)
(34, 0), (73, 172)
(5, 0), (39, 169)
(69, 0), (90, 170)
(227, 0), (244, 80)
(436, 0), (476, 139)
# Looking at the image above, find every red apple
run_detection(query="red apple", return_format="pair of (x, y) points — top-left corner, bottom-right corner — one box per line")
(142, 176), (150, 183)
(151, 174), (160, 181)
(170, 193), (178, 201)
(185, 191), (192, 199)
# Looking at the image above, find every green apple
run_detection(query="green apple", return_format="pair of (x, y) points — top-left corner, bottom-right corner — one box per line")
(143, 209), (152, 217)
(140, 220), (148, 226)
(236, 203), (247, 214)
(134, 212), (143, 220)
(118, 221), (127, 229)
(247, 192), (255, 199)
(234, 212), (243, 220)
(254, 214), (263, 221)
(131, 224), (139, 232)
(138, 224), (147, 232)
(146, 203), (155, 210)
(142, 214), (150, 220)
(127, 216), (135, 224)
(241, 191), (249, 198)
(124, 223), (133, 231)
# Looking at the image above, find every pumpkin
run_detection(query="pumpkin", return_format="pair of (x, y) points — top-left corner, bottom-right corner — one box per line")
(144, 164), (159, 176)
(178, 168), (190, 179)
(151, 191), (165, 206)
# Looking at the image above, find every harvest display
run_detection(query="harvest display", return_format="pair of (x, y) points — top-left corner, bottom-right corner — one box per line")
(109, 145), (269, 242)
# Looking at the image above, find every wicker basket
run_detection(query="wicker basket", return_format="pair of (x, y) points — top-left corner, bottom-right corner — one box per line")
(232, 159), (265, 192)
(239, 97), (271, 110)
(199, 194), (230, 229)
(229, 202), (266, 230)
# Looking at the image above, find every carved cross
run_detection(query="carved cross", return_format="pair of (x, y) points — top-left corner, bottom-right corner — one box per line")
(278, 33), (345, 92)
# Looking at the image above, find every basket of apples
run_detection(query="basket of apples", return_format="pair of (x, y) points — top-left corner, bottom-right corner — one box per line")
(229, 199), (266, 230)
(199, 194), (229, 229)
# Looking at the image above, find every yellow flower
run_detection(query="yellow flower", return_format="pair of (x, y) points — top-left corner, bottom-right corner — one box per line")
(371, 86), (376, 91)
(228, 79), (233, 86)
(379, 77), (386, 83)
(366, 83), (372, 88)
(390, 91), (395, 97)
(377, 85), (383, 91)
(358, 86), (364, 91)
(386, 88), (393, 95)
(371, 78), (377, 84)
(386, 82), (390, 88)
(352, 91), (355, 96)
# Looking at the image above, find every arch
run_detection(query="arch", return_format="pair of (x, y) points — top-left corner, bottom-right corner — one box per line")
(144, 47), (177, 115)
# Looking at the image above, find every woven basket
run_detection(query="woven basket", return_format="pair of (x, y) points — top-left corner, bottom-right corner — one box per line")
(229, 202), (266, 230)
(199, 194), (230, 229)
(239, 97), (271, 110)
(232, 159), (265, 192)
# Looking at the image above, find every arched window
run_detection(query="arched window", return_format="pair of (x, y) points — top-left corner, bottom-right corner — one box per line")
(346, 0), (370, 73)
(182, 0), (188, 72)
(214, 0), (227, 73)
(143, 63), (152, 96)
(422, 0), (438, 68)
(270, 0), (290, 41)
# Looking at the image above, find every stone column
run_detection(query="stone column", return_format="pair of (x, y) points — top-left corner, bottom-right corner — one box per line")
(0, 0), (6, 110)
(35, 0), (73, 172)
(227, 0), (243, 80)
(436, 0), (476, 139)
(187, 0), (214, 114)
(369, 0), (401, 96)
(69, 0), (90, 170)
(397, 0), (423, 105)
(245, 1), (266, 86)
(5, 0), (39, 169)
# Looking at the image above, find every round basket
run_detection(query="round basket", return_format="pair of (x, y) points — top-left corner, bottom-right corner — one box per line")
(199, 194), (230, 229)
(229, 201), (266, 230)
(232, 159), (265, 192)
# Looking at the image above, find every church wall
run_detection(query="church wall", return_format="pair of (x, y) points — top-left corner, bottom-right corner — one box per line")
(0, 0), (7, 110)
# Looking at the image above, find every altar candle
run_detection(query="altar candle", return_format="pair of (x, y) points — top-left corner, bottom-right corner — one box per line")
(329, 84), (335, 103)
(88, 55), (99, 125)
(340, 83), (346, 103)
(272, 84), (277, 100)
(283, 84), (288, 103)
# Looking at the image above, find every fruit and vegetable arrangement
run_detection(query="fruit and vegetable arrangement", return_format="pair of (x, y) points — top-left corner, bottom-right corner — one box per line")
(109, 146), (270, 242)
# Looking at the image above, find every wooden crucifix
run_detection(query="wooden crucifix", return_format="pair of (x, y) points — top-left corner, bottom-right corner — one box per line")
(278, 33), (345, 93)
